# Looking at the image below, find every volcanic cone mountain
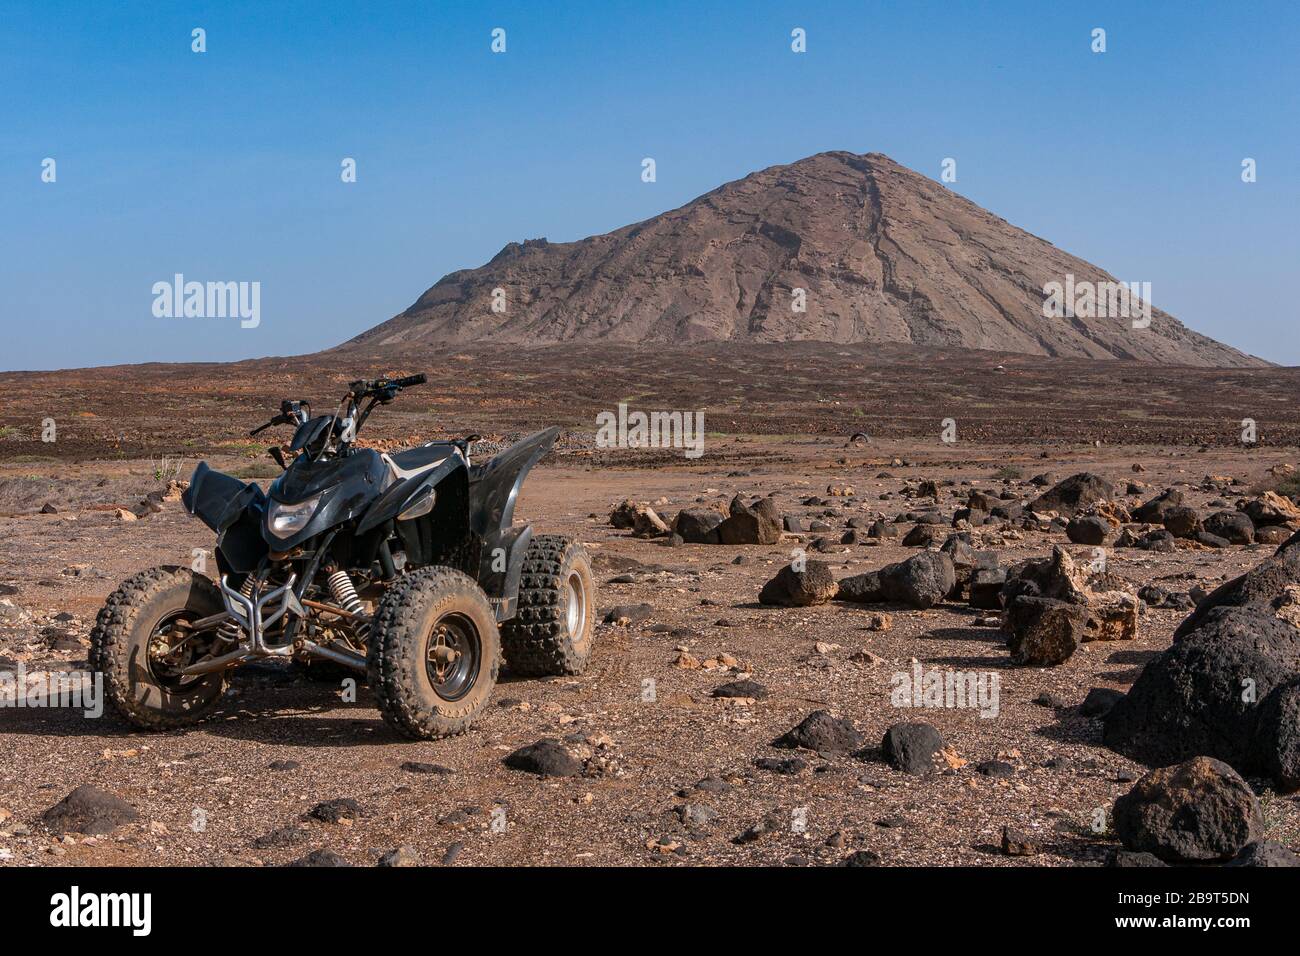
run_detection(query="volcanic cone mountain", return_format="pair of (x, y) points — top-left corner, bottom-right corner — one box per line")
(348, 151), (1260, 367)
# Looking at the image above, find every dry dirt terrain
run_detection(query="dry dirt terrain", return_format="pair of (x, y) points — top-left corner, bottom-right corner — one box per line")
(1, 349), (1298, 867)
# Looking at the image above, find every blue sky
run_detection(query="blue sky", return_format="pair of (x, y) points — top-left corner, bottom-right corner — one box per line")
(1, 0), (1297, 370)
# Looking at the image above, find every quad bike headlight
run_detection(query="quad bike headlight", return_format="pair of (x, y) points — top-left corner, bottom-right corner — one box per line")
(267, 495), (321, 539)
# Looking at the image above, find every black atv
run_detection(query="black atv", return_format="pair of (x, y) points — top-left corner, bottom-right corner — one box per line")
(89, 374), (595, 739)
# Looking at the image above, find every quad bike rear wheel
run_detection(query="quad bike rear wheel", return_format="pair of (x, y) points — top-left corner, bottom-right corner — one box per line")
(89, 567), (229, 730)
(366, 566), (501, 740)
(500, 534), (595, 677)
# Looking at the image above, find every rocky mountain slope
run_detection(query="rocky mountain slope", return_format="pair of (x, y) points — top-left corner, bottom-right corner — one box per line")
(347, 151), (1261, 367)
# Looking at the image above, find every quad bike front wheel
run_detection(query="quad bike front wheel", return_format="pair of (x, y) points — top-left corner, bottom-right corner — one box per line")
(89, 567), (229, 730)
(501, 534), (596, 677)
(366, 566), (501, 740)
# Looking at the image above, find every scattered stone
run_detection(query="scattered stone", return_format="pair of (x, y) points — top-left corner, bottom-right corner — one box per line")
(712, 678), (768, 700)
(1204, 510), (1254, 545)
(1066, 515), (1111, 545)
(400, 761), (455, 775)
(881, 722), (946, 775)
(675, 508), (724, 543)
(1108, 850), (1168, 867)
(838, 850), (882, 866)
(1163, 505), (1203, 539)
(676, 803), (720, 827)
(1226, 840), (1300, 867)
(288, 849), (351, 867)
(1105, 607), (1300, 773)
(377, 845), (421, 867)
(838, 551), (956, 610)
(716, 496), (782, 545)
(1004, 596), (1086, 666)
(975, 760), (1015, 778)
(441, 841), (465, 865)
(754, 756), (809, 775)
(1001, 826), (1039, 856)
(307, 798), (362, 824)
(969, 567), (1007, 609)
(1240, 491), (1300, 527)
(1132, 488), (1184, 524)
(251, 825), (311, 849)
(773, 710), (864, 754)
(602, 603), (653, 625)
(1080, 687), (1124, 719)
(733, 812), (783, 845)
(758, 560), (839, 607)
(42, 785), (139, 836)
(503, 739), (583, 777)
(1030, 473), (1115, 516)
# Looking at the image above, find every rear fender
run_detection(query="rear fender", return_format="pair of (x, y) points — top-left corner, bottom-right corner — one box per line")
(469, 427), (560, 542)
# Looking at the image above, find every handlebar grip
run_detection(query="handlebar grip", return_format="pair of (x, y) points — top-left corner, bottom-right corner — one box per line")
(393, 373), (426, 388)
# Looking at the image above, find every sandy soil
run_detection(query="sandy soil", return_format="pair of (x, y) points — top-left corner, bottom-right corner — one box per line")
(2, 433), (1298, 867)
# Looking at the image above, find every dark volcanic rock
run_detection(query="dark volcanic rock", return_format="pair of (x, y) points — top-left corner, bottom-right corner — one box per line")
(602, 603), (654, 624)
(758, 560), (839, 607)
(1226, 841), (1300, 867)
(307, 798), (362, 824)
(1104, 607), (1300, 772)
(1080, 687), (1124, 718)
(1030, 473), (1115, 516)
(1132, 488), (1184, 524)
(503, 739), (583, 777)
(1001, 826), (1039, 856)
(1112, 757), (1264, 863)
(712, 678), (769, 700)
(1108, 850), (1169, 867)
(674, 508), (724, 543)
(838, 551), (955, 610)
(1173, 538), (1300, 639)
(880, 722), (946, 775)
(716, 496), (782, 545)
(288, 849), (352, 867)
(1204, 510), (1254, 545)
(773, 710), (864, 754)
(1256, 677), (1300, 792)
(42, 785), (140, 836)
(1066, 515), (1111, 545)
(969, 567), (1007, 609)
(1162, 505), (1203, 539)
(1004, 596), (1086, 666)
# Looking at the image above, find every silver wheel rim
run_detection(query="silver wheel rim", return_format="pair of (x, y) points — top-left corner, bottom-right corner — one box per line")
(565, 571), (586, 638)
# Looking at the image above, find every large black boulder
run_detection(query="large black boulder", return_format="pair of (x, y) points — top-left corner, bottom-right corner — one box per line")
(1113, 757), (1264, 863)
(1103, 607), (1300, 771)
(1173, 540), (1300, 639)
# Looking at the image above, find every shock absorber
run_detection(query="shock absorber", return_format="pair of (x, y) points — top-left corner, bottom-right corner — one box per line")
(326, 570), (370, 639)
(217, 576), (257, 646)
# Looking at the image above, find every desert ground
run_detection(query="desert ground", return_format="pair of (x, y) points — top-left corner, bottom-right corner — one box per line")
(1, 345), (1298, 867)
